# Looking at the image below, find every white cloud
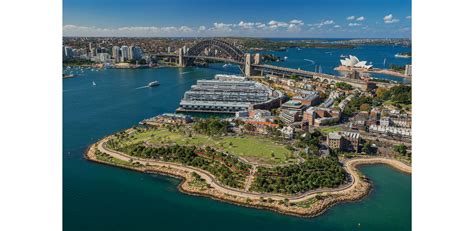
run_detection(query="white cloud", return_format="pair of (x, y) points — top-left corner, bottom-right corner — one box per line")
(356, 16), (365, 21)
(238, 21), (255, 29)
(309, 20), (335, 28)
(406, 16), (412, 19)
(287, 19), (304, 32)
(268, 20), (289, 29)
(63, 25), (200, 37)
(179, 26), (193, 33)
(289, 19), (304, 25)
(383, 14), (400, 24)
(197, 26), (206, 32)
(287, 24), (301, 32)
(256, 23), (266, 29)
(348, 23), (361, 27)
(211, 22), (234, 32)
(334, 25), (340, 28)
(346, 16), (355, 20)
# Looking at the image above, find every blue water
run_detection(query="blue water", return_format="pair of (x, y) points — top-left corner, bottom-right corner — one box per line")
(64, 46), (411, 231)
(260, 45), (411, 83)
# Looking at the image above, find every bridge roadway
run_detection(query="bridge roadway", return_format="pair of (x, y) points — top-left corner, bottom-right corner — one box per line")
(151, 53), (396, 88)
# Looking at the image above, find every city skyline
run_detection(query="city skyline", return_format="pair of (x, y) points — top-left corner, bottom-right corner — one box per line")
(63, 0), (412, 38)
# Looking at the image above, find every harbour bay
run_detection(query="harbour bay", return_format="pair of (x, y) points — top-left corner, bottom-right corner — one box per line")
(63, 45), (411, 231)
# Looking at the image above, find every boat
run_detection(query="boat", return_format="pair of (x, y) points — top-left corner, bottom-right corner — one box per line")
(394, 53), (411, 58)
(148, 81), (160, 87)
(340, 54), (348, 58)
(92, 81), (96, 86)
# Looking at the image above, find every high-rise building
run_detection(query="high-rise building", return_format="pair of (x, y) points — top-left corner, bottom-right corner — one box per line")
(128, 46), (135, 60)
(405, 64), (412, 76)
(89, 42), (96, 57)
(112, 46), (121, 63)
(98, 53), (111, 63)
(120, 46), (129, 62)
(131, 46), (142, 60)
(64, 46), (74, 59)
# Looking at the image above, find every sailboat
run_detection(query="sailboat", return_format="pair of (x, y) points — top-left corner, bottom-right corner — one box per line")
(92, 81), (96, 86)
(383, 58), (387, 67)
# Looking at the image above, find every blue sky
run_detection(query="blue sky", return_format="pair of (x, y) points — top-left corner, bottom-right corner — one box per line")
(63, 0), (412, 38)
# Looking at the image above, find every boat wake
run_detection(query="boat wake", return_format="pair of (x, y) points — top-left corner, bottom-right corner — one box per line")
(180, 70), (197, 75)
(135, 86), (149, 90)
(304, 59), (315, 64)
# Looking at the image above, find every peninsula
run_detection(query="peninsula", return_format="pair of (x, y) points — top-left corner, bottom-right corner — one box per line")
(85, 115), (411, 217)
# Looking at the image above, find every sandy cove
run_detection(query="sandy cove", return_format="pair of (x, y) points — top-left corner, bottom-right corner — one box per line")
(85, 136), (412, 217)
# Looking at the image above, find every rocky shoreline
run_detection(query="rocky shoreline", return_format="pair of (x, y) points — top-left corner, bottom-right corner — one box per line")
(84, 138), (411, 218)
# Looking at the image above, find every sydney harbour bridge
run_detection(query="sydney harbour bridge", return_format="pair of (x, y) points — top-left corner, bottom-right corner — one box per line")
(151, 39), (393, 89)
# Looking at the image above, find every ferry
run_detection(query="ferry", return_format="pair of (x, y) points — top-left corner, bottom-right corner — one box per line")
(394, 53), (411, 58)
(148, 81), (160, 87)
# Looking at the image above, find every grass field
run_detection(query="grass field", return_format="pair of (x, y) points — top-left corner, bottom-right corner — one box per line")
(319, 126), (341, 134)
(120, 128), (292, 165)
(383, 100), (412, 111)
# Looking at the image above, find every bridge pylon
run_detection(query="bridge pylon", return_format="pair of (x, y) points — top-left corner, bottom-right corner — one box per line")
(244, 53), (252, 77)
(178, 48), (185, 67)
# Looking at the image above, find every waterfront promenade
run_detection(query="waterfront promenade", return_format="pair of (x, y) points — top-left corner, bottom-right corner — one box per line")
(87, 135), (411, 216)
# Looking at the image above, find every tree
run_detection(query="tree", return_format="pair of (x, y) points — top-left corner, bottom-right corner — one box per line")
(376, 87), (388, 98)
(335, 82), (353, 90)
(362, 142), (376, 155)
(360, 103), (371, 111)
(243, 123), (256, 132)
(394, 144), (407, 155)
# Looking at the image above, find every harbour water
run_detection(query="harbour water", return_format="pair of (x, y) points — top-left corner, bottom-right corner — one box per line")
(260, 45), (412, 83)
(64, 45), (411, 231)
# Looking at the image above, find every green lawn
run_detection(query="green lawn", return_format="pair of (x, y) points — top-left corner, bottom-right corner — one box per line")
(383, 100), (412, 111)
(119, 128), (292, 165)
(319, 126), (341, 134)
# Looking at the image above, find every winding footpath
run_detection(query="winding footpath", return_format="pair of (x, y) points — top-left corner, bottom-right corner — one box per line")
(92, 137), (411, 203)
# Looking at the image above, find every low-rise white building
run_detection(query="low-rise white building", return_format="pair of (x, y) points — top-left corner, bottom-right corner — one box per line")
(369, 125), (411, 138)
(280, 126), (294, 139)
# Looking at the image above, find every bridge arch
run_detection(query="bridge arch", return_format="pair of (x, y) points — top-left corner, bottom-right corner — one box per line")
(185, 39), (245, 65)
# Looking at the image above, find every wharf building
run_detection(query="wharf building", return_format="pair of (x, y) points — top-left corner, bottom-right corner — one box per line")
(177, 74), (284, 114)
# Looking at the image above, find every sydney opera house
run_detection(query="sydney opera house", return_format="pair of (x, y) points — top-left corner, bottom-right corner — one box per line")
(340, 55), (373, 69)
